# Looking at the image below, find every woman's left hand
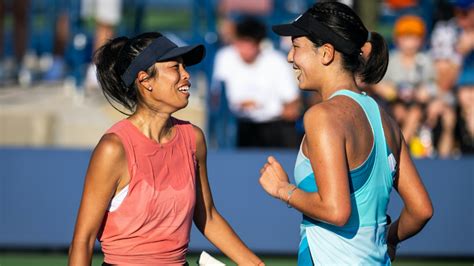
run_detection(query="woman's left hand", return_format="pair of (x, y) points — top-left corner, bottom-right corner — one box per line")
(259, 156), (290, 199)
(386, 218), (399, 262)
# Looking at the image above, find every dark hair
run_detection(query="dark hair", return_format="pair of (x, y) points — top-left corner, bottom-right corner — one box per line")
(308, 1), (388, 84)
(94, 32), (161, 113)
(235, 16), (267, 43)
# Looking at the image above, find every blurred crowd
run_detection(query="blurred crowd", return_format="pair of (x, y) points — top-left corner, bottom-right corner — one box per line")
(371, 0), (474, 158)
(0, 0), (473, 158)
(0, 0), (122, 90)
(210, 0), (473, 159)
(371, 8), (473, 159)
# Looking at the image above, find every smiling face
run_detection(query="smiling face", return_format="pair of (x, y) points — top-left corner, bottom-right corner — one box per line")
(288, 36), (322, 91)
(138, 57), (191, 112)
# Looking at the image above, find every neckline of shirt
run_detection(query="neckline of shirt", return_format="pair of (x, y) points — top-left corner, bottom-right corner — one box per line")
(123, 118), (180, 148)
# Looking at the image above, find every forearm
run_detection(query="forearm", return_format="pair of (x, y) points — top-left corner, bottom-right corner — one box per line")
(68, 240), (94, 266)
(277, 185), (349, 226)
(388, 207), (431, 246)
(200, 209), (261, 265)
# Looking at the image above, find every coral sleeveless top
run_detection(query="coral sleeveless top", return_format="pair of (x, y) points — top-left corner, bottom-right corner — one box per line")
(98, 118), (197, 265)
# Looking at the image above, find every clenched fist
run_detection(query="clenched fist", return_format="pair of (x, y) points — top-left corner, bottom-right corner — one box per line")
(259, 156), (291, 200)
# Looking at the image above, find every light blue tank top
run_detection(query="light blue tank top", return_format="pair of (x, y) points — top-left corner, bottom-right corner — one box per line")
(294, 90), (397, 265)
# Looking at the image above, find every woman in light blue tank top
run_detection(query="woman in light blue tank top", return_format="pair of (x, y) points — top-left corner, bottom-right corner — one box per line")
(259, 2), (433, 265)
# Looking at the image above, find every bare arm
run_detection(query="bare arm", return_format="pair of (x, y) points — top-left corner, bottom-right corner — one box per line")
(259, 106), (351, 226)
(387, 136), (433, 250)
(68, 134), (126, 266)
(192, 126), (263, 265)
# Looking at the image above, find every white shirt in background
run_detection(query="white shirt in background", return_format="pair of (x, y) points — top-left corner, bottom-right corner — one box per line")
(212, 45), (299, 123)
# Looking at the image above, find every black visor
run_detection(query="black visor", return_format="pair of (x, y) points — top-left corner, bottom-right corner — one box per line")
(272, 12), (359, 55)
(121, 36), (205, 86)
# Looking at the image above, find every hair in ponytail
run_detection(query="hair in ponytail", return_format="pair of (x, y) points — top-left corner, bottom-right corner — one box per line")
(94, 32), (162, 113)
(359, 31), (389, 84)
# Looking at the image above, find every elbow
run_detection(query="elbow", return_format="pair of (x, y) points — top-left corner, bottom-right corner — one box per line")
(193, 207), (218, 234)
(419, 203), (434, 224)
(410, 201), (434, 225)
(331, 209), (351, 227)
(321, 204), (351, 227)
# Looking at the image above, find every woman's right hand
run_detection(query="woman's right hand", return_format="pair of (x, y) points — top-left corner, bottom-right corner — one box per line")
(259, 156), (290, 200)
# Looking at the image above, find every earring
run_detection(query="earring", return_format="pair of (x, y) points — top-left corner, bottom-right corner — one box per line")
(147, 87), (153, 91)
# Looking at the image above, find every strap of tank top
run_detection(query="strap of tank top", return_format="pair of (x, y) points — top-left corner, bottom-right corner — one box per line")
(172, 117), (196, 153)
(171, 118), (197, 179)
(106, 120), (138, 168)
(329, 90), (390, 159)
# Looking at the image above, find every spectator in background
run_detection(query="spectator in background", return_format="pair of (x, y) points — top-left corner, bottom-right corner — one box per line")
(211, 16), (301, 148)
(216, 0), (272, 46)
(453, 0), (474, 155)
(82, 0), (122, 93)
(431, 0), (474, 155)
(374, 16), (432, 151)
(43, 1), (70, 82)
(0, 0), (29, 85)
(216, 15), (237, 46)
(455, 78), (474, 154)
(374, 15), (455, 158)
(0, 1), (74, 85)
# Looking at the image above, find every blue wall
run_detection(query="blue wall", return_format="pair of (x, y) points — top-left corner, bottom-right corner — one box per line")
(0, 148), (473, 256)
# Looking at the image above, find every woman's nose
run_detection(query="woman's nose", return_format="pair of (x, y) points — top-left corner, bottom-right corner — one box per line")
(181, 65), (190, 80)
(287, 47), (295, 63)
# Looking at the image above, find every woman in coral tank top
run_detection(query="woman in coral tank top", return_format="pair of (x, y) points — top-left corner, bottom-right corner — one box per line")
(69, 32), (263, 266)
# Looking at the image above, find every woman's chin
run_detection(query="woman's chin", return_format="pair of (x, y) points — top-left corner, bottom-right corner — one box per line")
(297, 83), (310, 91)
(178, 100), (189, 110)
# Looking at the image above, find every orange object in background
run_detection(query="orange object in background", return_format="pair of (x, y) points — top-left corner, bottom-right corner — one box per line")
(386, 0), (418, 10)
(393, 15), (426, 38)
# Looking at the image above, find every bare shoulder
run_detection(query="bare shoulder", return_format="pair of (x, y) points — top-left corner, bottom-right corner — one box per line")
(304, 101), (345, 136)
(83, 133), (127, 188)
(192, 125), (206, 145)
(304, 103), (331, 126)
(191, 125), (207, 159)
(93, 133), (126, 163)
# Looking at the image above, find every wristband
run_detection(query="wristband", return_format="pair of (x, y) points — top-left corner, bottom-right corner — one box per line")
(286, 185), (297, 208)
